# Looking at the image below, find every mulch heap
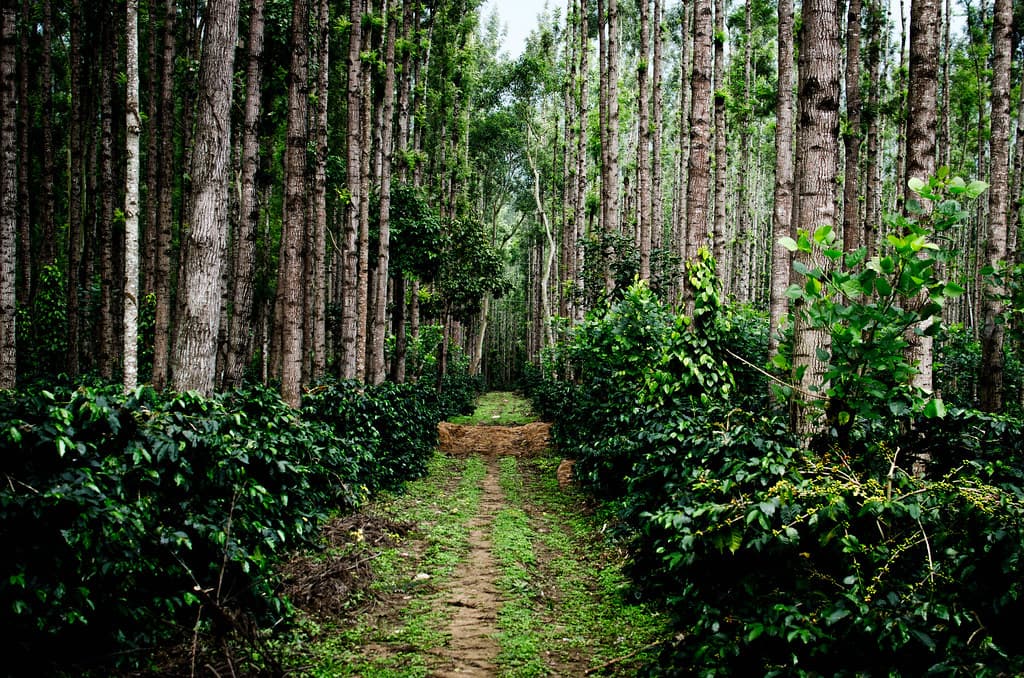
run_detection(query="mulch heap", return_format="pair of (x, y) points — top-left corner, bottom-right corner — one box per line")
(436, 421), (552, 457)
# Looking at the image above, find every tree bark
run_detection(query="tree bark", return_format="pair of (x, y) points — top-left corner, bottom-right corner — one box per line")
(686, 0), (713, 270)
(340, 0), (363, 380)
(842, 0), (863, 252)
(790, 0), (841, 437)
(978, 0), (1012, 411)
(170, 0), (240, 395)
(224, 0), (265, 389)
(768, 0), (796, 356)
(123, 0), (141, 391)
(0, 2), (17, 388)
(277, 0), (310, 407)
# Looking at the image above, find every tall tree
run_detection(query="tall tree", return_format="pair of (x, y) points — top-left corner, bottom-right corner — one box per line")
(123, 0), (141, 391)
(842, 0), (864, 252)
(277, 0), (310, 406)
(170, 0), (240, 394)
(790, 0), (841, 436)
(686, 0), (713, 270)
(711, 0), (727, 266)
(978, 0), (1012, 411)
(769, 0), (797, 356)
(903, 0), (941, 393)
(637, 0), (652, 280)
(340, 0), (364, 380)
(0, 1), (16, 389)
(224, 0), (266, 389)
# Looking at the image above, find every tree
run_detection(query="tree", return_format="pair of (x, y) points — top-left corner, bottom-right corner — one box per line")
(903, 0), (941, 393)
(790, 0), (841, 436)
(277, 0), (310, 407)
(123, 0), (141, 391)
(224, 0), (266, 389)
(768, 0), (796, 356)
(842, 0), (864, 253)
(170, 0), (240, 395)
(978, 0), (1012, 411)
(0, 0), (16, 389)
(686, 0), (713, 271)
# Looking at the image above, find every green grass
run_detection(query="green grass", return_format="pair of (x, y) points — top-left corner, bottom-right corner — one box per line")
(449, 391), (538, 426)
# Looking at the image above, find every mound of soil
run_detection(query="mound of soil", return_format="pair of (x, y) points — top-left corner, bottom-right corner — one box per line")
(437, 421), (551, 457)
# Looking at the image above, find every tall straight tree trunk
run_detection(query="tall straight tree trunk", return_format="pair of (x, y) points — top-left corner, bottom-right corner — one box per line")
(904, 0), (940, 393)
(224, 0), (265, 389)
(711, 0), (727, 269)
(637, 0), (652, 280)
(356, 42), (372, 381)
(369, 1), (398, 386)
(0, 2), (16, 389)
(978, 0), (1012, 411)
(152, 0), (177, 389)
(672, 1), (692, 298)
(650, 0), (664, 255)
(733, 0), (753, 301)
(98, 16), (118, 380)
(574, 0), (588, 322)
(341, 0), (363, 380)
(598, 0), (621, 292)
(790, 0), (841, 437)
(768, 0), (796, 356)
(170, 0), (240, 394)
(124, 0), (141, 391)
(842, 0), (864, 252)
(307, 0), (329, 383)
(938, 0), (951, 170)
(16, 0), (29, 307)
(863, 0), (883, 253)
(277, 0), (309, 407)
(39, 0), (56, 268)
(686, 0), (713, 270)
(67, 0), (84, 376)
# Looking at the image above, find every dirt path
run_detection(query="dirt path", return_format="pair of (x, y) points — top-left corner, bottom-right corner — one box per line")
(431, 454), (503, 676)
(287, 404), (668, 676)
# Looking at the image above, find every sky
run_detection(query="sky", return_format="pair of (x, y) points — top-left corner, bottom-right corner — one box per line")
(483, 0), (568, 58)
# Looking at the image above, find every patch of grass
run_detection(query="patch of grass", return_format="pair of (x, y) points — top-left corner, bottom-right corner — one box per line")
(449, 391), (537, 426)
(284, 452), (485, 676)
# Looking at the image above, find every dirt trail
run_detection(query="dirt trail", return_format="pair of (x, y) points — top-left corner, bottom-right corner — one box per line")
(430, 422), (551, 676)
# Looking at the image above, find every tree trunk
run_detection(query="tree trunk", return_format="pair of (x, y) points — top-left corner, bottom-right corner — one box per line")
(369, 1), (398, 386)
(637, 0), (652, 280)
(0, 3), (17, 388)
(686, 0), (713, 270)
(790, 0), (841, 437)
(277, 0), (309, 407)
(978, 0), (1012, 411)
(123, 0), (141, 391)
(308, 0), (329, 383)
(170, 0), (240, 395)
(340, 0), (363, 380)
(224, 0), (265, 389)
(842, 0), (863, 252)
(67, 0), (84, 377)
(711, 0), (727, 270)
(98, 14), (118, 380)
(151, 0), (177, 389)
(768, 0), (796, 356)
(904, 0), (941, 393)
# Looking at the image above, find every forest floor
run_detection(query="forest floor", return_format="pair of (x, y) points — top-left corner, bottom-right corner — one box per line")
(280, 392), (670, 677)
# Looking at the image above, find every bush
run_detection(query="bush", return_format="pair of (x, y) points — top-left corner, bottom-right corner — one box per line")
(0, 377), (453, 672)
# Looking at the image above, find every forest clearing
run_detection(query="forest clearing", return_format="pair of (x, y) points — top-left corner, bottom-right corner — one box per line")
(2, 0), (1024, 675)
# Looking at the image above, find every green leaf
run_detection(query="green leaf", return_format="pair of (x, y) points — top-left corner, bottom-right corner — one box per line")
(779, 236), (799, 252)
(965, 180), (989, 199)
(907, 177), (927, 194)
(923, 398), (946, 418)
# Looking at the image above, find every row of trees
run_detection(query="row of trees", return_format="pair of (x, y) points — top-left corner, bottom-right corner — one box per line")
(487, 0), (1021, 429)
(0, 0), (1020, 427)
(0, 0), (508, 406)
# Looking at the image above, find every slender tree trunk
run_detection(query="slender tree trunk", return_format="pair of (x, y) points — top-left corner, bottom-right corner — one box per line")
(637, 0), (652, 280)
(791, 0), (841, 437)
(67, 0), (84, 377)
(16, 0), (29, 307)
(170, 0), (240, 395)
(904, 0), (941, 393)
(151, 0), (177, 389)
(712, 0), (727, 269)
(843, 0), (864, 252)
(686, 0), (713, 271)
(224, 0), (265, 389)
(341, 0), (363, 379)
(370, 1), (398, 385)
(769, 0), (796, 356)
(277, 0), (309, 407)
(98, 15), (118, 380)
(39, 0), (55, 268)
(733, 0), (753, 301)
(124, 0), (141, 391)
(308, 0), (329, 382)
(651, 0), (664, 256)
(978, 0), (1012, 411)
(0, 2), (16, 388)
(574, 0), (588, 322)
(863, 0), (883, 253)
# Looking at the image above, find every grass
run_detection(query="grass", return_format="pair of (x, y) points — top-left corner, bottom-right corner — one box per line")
(283, 453), (485, 676)
(448, 391), (538, 426)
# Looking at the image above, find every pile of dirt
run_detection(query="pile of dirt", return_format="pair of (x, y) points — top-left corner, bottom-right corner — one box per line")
(437, 421), (551, 457)
(280, 513), (413, 618)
